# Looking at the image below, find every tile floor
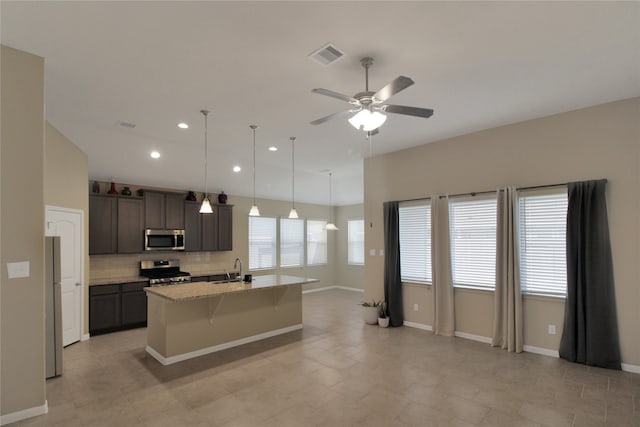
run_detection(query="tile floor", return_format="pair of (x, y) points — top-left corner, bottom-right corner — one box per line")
(14, 289), (640, 426)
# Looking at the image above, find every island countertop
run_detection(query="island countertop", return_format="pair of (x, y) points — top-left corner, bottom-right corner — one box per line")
(144, 274), (318, 302)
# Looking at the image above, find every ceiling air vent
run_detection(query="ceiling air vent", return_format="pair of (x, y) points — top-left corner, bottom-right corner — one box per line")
(308, 43), (345, 66)
(117, 121), (136, 129)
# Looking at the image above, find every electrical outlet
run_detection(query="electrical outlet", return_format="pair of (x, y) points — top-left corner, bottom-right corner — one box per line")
(548, 324), (556, 335)
(413, 304), (419, 312)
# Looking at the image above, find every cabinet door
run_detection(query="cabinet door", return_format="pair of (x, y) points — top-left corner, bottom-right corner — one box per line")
(217, 205), (233, 251)
(202, 209), (219, 251)
(184, 201), (202, 251)
(165, 193), (185, 229)
(144, 192), (165, 229)
(121, 282), (147, 326)
(117, 198), (144, 253)
(89, 291), (121, 333)
(89, 196), (117, 255)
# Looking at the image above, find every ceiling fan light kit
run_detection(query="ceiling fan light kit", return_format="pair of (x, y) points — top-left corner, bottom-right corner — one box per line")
(310, 57), (434, 131)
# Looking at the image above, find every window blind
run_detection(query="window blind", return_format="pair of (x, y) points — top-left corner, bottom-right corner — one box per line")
(348, 219), (364, 265)
(280, 218), (305, 267)
(449, 197), (497, 289)
(248, 216), (276, 270)
(518, 190), (568, 297)
(307, 220), (328, 265)
(399, 203), (432, 283)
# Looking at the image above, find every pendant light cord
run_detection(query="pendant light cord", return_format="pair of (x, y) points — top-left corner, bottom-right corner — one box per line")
(250, 125), (257, 206)
(290, 137), (296, 209)
(329, 172), (334, 223)
(201, 110), (209, 198)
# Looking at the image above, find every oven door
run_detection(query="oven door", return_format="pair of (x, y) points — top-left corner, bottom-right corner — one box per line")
(145, 229), (185, 251)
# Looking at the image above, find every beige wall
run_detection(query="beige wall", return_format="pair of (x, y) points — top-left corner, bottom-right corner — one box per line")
(334, 204), (364, 290)
(44, 123), (90, 335)
(1, 45), (46, 416)
(90, 193), (340, 296)
(364, 97), (640, 366)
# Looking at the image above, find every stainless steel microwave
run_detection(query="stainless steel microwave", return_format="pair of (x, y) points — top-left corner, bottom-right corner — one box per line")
(144, 229), (185, 251)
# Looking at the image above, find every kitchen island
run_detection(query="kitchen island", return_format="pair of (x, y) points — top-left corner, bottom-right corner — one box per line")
(144, 275), (317, 365)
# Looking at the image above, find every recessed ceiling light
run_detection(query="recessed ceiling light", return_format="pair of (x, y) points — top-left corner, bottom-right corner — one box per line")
(150, 151), (160, 159)
(177, 122), (189, 129)
(233, 166), (241, 173)
(268, 146), (278, 152)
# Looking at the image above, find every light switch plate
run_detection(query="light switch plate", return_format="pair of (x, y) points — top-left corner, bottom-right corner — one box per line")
(369, 249), (376, 256)
(7, 261), (30, 279)
(379, 249), (384, 256)
(548, 324), (556, 335)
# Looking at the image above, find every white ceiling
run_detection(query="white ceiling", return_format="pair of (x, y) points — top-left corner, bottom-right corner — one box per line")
(2, 2), (638, 206)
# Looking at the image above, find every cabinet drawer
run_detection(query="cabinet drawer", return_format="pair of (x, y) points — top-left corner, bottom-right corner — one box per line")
(122, 281), (148, 293)
(90, 284), (120, 296)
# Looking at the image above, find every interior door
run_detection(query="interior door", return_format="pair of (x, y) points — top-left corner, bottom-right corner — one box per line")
(46, 207), (83, 346)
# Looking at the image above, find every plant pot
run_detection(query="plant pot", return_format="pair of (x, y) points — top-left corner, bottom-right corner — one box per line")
(363, 306), (379, 325)
(378, 317), (390, 327)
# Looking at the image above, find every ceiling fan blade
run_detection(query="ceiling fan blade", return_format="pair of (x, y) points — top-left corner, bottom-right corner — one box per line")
(310, 110), (354, 126)
(383, 104), (434, 118)
(373, 76), (414, 102)
(311, 88), (358, 104)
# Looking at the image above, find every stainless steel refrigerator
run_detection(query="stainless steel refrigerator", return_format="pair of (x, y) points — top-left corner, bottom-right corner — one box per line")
(45, 236), (63, 378)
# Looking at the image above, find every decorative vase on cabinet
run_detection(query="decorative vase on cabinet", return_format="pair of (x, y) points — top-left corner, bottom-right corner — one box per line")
(218, 192), (227, 204)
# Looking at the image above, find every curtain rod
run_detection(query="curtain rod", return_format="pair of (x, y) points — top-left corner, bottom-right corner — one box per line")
(395, 179), (607, 203)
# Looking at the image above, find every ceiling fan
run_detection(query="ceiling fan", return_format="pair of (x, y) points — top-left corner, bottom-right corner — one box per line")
(310, 57), (434, 132)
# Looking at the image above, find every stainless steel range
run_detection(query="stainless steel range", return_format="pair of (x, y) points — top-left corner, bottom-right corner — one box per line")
(140, 259), (191, 286)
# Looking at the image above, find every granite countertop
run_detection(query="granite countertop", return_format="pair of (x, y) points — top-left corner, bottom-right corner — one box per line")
(144, 274), (318, 302)
(90, 276), (149, 286)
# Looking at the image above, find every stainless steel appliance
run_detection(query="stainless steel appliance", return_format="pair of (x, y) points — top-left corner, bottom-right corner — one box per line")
(45, 236), (63, 379)
(144, 229), (185, 251)
(140, 259), (191, 286)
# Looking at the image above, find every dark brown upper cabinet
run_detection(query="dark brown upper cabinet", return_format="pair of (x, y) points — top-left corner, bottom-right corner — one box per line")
(117, 198), (144, 253)
(144, 191), (185, 230)
(89, 195), (118, 255)
(184, 202), (233, 252)
(184, 201), (203, 252)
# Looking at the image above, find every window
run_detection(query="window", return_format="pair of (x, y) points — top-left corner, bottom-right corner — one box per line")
(518, 189), (568, 297)
(348, 219), (364, 265)
(449, 197), (497, 290)
(399, 203), (432, 283)
(307, 220), (327, 265)
(280, 218), (305, 267)
(248, 216), (276, 270)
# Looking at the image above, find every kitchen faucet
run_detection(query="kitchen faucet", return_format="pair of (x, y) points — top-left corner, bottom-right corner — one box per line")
(233, 258), (242, 281)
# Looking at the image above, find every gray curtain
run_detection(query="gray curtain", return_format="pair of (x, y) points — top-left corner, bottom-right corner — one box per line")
(559, 180), (621, 370)
(492, 187), (523, 352)
(431, 195), (455, 336)
(383, 201), (403, 327)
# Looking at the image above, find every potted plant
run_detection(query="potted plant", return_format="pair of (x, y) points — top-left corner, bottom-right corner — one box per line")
(360, 300), (381, 325)
(378, 301), (390, 327)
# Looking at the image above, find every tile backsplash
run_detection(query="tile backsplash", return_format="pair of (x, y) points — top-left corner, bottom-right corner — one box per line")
(90, 251), (240, 281)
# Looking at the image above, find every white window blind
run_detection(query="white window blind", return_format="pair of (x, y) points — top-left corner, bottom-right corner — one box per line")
(518, 189), (568, 297)
(248, 216), (276, 270)
(449, 197), (497, 290)
(348, 219), (365, 265)
(399, 203), (432, 283)
(280, 218), (305, 267)
(307, 220), (328, 266)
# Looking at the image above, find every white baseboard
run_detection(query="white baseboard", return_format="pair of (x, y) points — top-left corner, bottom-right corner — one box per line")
(146, 324), (304, 365)
(523, 345), (559, 358)
(403, 321), (432, 331)
(81, 333), (90, 341)
(0, 401), (48, 426)
(454, 331), (492, 344)
(621, 363), (640, 374)
(302, 286), (364, 294)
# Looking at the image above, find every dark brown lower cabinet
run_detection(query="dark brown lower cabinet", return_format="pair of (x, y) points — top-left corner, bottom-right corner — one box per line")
(89, 281), (148, 335)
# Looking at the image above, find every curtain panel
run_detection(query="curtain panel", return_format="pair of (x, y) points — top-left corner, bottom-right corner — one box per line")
(559, 180), (621, 370)
(383, 201), (403, 327)
(431, 196), (455, 336)
(492, 187), (523, 352)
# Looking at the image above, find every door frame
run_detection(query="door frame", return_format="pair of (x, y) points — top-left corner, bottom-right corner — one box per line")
(45, 205), (86, 343)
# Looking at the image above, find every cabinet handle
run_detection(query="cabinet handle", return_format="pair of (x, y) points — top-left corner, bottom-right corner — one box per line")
(76, 282), (82, 287)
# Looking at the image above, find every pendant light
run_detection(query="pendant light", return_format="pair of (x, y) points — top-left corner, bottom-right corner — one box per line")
(248, 125), (260, 217)
(326, 172), (339, 230)
(199, 110), (213, 214)
(288, 136), (298, 219)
